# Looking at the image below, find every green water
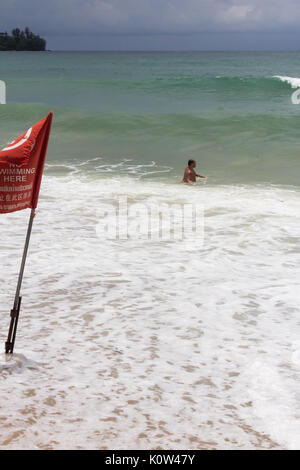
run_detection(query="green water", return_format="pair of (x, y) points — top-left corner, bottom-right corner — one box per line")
(1, 51), (300, 184)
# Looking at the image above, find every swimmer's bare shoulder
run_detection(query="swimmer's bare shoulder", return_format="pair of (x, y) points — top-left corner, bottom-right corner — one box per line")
(182, 167), (194, 184)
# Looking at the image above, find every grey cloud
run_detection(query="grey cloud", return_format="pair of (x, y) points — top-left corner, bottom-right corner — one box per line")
(1, 0), (300, 36)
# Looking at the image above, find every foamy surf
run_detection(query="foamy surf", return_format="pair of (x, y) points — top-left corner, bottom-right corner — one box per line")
(0, 174), (300, 449)
(273, 75), (300, 88)
(0, 354), (40, 375)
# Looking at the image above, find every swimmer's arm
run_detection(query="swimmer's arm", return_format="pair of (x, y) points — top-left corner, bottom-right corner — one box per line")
(195, 173), (206, 178)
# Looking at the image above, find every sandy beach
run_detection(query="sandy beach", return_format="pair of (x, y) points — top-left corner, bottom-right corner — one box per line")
(1, 174), (300, 449)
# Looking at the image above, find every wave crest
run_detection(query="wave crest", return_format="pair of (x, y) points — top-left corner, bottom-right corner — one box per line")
(273, 75), (300, 89)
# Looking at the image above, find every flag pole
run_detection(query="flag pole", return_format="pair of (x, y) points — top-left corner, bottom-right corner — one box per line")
(5, 208), (35, 354)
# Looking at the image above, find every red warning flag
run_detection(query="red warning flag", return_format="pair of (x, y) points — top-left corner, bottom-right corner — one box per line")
(0, 111), (53, 214)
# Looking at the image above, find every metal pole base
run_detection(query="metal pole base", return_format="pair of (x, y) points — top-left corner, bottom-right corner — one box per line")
(5, 297), (22, 354)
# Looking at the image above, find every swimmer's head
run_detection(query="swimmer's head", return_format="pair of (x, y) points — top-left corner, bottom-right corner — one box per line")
(188, 159), (196, 168)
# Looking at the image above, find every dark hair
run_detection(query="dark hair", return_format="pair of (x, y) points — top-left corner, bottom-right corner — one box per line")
(188, 159), (195, 166)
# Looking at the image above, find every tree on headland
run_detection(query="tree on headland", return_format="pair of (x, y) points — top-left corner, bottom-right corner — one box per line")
(0, 27), (46, 51)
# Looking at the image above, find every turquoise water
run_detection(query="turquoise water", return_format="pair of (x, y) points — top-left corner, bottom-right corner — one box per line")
(1, 51), (300, 184)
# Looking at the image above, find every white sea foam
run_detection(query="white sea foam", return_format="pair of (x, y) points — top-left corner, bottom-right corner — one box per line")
(0, 174), (300, 449)
(273, 75), (300, 88)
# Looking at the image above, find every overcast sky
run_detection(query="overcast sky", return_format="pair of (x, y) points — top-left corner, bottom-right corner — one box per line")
(1, 0), (300, 50)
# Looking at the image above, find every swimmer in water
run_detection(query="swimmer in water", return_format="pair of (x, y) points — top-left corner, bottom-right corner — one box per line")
(182, 159), (206, 184)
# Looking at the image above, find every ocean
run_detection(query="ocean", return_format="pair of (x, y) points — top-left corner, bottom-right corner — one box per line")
(0, 51), (300, 449)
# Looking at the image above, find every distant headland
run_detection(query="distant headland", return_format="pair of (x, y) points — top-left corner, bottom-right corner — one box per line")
(0, 28), (46, 51)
